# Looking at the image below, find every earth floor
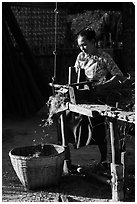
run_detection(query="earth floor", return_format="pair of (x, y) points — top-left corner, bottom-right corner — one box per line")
(2, 112), (135, 202)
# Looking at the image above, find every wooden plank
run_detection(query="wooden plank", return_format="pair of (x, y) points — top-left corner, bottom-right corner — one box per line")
(68, 103), (94, 117)
(68, 103), (135, 124)
(104, 111), (135, 124)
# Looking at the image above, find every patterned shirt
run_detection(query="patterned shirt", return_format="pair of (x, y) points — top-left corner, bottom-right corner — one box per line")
(74, 50), (123, 85)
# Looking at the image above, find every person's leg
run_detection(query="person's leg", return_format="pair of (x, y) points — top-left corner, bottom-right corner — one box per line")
(98, 138), (107, 162)
(90, 116), (107, 163)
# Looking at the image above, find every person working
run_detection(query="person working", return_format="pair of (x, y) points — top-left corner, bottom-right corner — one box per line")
(75, 28), (123, 96)
(67, 28), (124, 169)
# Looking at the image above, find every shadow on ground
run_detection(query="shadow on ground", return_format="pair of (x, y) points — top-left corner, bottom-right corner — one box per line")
(2, 114), (135, 202)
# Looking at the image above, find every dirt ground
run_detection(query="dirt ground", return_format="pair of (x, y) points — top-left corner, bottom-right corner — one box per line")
(2, 112), (135, 202)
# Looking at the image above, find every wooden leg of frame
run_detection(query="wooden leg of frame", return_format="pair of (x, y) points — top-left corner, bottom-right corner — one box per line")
(121, 151), (127, 200)
(60, 111), (71, 174)
(109, 118), (124, 201)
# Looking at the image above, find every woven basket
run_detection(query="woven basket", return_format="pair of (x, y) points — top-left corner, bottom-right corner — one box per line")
(9, 144), (65, 190)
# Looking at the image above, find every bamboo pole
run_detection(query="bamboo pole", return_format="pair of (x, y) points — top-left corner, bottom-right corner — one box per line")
(109, 118), (124, 201)
(121, 151), (127, 200)
(68, 66), (72, 85)
(60, 112), (71, 174)
(111, 163), (124, 201)
(109, 119), (121, 164)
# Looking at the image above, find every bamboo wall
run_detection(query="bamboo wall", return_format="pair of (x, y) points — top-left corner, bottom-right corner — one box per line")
(10, 3), (135, 81)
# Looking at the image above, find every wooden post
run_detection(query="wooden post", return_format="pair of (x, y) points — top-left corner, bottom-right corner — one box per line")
(110, 163), (124, 201)
(109, 118), (121, 164)
(68, 66), (72, 85)
(109, 118), (124, 201)
(121, 151), (127, 200)
(77, 67), (81, 84)
(60, 112), (71, 174)
(76, 67), (81, 89)
(69, 86), (76, 104)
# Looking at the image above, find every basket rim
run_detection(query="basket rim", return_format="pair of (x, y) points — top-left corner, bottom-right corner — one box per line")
(9, 143), (65, 160)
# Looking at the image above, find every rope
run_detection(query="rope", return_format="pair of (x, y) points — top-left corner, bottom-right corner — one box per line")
(53, 2), (58, 82)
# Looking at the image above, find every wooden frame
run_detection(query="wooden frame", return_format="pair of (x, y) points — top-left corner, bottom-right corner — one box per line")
(57, 103), (135, 202)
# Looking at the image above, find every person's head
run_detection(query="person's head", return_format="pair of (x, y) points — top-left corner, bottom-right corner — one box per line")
(77, 28), (97, 55)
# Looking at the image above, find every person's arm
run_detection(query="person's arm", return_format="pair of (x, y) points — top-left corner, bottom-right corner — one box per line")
(96, 52), (125, 92)
(97, 74), (124, 90)
(74, 53), (81, 74)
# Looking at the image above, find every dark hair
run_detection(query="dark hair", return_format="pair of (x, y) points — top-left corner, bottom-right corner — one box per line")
(78, 28), (96, 42)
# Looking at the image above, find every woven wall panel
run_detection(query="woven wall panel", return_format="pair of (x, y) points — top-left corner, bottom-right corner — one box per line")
(11, 6), (67, 55)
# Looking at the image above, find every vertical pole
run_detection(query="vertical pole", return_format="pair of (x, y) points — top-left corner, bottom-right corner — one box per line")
(68, 66), (72, 85)
(60, 113), (66, 147)
(76, 68), (81, 89)
(60, 112), (71, 174)
(56, 117), (62, 145)
(109, 119), (121, 164)
(109, 118), (124, 201)
(53, 2), (58, 81)
(121, 151), (127, 200)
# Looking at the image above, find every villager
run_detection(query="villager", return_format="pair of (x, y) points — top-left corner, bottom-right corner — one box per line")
(67, 28), (124, 168)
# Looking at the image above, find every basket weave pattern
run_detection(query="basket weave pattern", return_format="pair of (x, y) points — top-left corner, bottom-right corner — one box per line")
(9, 144), (65, 190)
